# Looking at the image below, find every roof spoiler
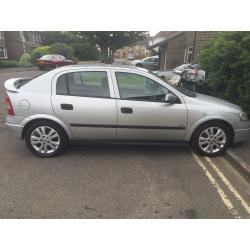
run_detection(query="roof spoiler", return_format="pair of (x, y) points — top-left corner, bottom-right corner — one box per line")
(4, 78), (32, 93)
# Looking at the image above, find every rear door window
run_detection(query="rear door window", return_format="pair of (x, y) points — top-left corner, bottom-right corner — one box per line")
(56, 71), (110, 98)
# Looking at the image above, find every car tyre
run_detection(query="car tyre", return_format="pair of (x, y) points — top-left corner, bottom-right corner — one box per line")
(190, 121), (233, 157)
(25, 120), (69, 158)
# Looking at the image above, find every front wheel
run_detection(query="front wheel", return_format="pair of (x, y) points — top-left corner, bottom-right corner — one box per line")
(25, 121), (68, 157)
(190, 121), (233, 156)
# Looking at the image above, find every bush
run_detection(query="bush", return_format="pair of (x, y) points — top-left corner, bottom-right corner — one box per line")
(30, 45), (50, 64)
(0, 60), (19, 68)
(71, 42), (100, 61)
(198, 32), (250, 115)
(18, 53), (32, 67)
(48, 42), (74, 60)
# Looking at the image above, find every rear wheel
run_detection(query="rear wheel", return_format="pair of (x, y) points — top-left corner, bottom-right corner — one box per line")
(25, 121), (68, 157)
(190, 121), (233, 156)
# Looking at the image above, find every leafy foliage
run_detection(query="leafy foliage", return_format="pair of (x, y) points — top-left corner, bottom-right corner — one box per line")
(41, 32), (78, 45)
(49, 43), (74, 60)
(71, 42), (100, 61)
(30, 45), (50, 64)
(0, 60), (19, 68)
(40, 32), (100, 61)
(75, 31), (148, 63)
(198, 32), (250, 115)
(18, 53), (32, 67)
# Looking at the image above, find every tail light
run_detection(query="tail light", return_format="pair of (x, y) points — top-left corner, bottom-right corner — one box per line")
(5, 95), (14, 115)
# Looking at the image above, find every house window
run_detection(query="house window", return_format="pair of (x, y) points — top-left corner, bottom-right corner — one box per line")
(31, 32), (36, 42)
(18, 31), (25, 41)
(184, 46), (193, 63)
(0, 47), (8, 59)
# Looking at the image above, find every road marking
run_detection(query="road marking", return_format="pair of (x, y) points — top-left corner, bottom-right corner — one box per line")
(204, 156), (250, 215)
(192, 152), (241, 218)
(227, 150), (250, 176)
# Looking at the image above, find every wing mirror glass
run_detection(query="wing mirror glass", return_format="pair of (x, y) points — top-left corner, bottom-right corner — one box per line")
(165, 93), (178, 104)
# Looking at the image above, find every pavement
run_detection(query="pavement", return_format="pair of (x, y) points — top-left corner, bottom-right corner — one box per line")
(0, 68), (249, 219)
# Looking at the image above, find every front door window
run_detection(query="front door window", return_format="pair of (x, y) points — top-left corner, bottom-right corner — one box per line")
(116, 72), (169, 102)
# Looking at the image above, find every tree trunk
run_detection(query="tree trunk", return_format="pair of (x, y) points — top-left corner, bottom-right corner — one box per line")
(101, 46), (109, 64)
(111, 49), (115, 64)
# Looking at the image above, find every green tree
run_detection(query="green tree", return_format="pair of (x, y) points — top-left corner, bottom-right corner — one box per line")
(71, 42), (100, 61)
(41, 31), (78, 45)
(40, 31), (100, 61)
(30, 45), (50, 64)
(198, 32), (250, 115)
(75, 31), (148, 63)
(18, 53), (32, 67)
(49, 43), (74, 60)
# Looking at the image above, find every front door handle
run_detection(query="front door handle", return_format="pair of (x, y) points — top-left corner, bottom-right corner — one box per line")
(121, 107), (133, 114)
(61, 103), (73, 110)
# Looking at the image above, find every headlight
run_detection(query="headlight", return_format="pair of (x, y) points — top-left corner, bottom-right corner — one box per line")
(240, 111), (248, 121)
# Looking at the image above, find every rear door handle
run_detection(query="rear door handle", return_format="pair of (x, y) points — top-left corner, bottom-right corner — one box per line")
(61, 103), (73, 110)
(121, 107), (133, 114)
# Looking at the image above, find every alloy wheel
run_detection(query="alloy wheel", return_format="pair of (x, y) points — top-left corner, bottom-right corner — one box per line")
(198, 127), (227, 154)
(30, 126), (60, 154)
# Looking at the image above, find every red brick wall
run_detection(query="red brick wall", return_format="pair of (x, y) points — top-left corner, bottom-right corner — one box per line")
(165, 32), (185, 68)
(193, 31), (218, 62)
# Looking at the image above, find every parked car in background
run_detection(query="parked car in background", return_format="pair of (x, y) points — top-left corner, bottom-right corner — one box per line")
(173, 64), (193, 74)
(131, 56), (159, 70)
(127, 53), (135, 60)
(4, 65), (250, 158)
(36, 54), (74, 70)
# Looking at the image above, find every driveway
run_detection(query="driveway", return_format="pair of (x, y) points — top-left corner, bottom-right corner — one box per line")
(0, 68), (249, 218)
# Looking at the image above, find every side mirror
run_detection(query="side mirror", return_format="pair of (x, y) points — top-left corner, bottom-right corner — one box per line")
(165, 93), (178, 104)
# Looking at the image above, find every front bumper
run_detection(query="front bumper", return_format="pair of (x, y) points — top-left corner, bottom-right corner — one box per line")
(233, 121), (250, 143)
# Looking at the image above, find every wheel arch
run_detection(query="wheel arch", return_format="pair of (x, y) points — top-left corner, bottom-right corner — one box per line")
(186, 117), (235, 144)
(21, 115), (72, 140)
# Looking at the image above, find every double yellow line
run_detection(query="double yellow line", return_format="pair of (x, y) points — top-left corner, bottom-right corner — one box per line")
(192, 152), (250, 219)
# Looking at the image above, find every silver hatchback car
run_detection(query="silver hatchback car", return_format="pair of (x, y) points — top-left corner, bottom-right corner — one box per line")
(4, 65), (250, 157)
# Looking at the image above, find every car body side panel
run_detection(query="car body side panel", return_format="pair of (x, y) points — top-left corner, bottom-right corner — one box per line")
(50, 68), (118, 140)
(116, 99), (187, 140)
(110, 68), (188, 141)
(4, 65), (249, 147)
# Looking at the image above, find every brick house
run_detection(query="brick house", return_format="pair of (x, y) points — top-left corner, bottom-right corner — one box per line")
(150, 31), (218, 70)
(0, 31), (42, 60)
(0, 32), (8, 59)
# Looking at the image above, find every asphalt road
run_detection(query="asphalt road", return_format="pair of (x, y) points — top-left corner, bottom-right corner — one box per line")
(0, 68), (249, 218)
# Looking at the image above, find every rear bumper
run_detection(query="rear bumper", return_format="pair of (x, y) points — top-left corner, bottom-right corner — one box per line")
(5, 115), (26, 138)
(6, 122), (23, 138)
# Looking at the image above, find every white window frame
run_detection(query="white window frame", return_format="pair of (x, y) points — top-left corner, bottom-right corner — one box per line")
(3, 48), (8, 59)
(0, 47), (8, 59)
(19, 31), (25, 41)
(184, 46), (193, 63)
(31, 32), (36, 42)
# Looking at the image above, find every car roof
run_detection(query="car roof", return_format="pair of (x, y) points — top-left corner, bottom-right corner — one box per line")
(51, 64), (150, 73)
